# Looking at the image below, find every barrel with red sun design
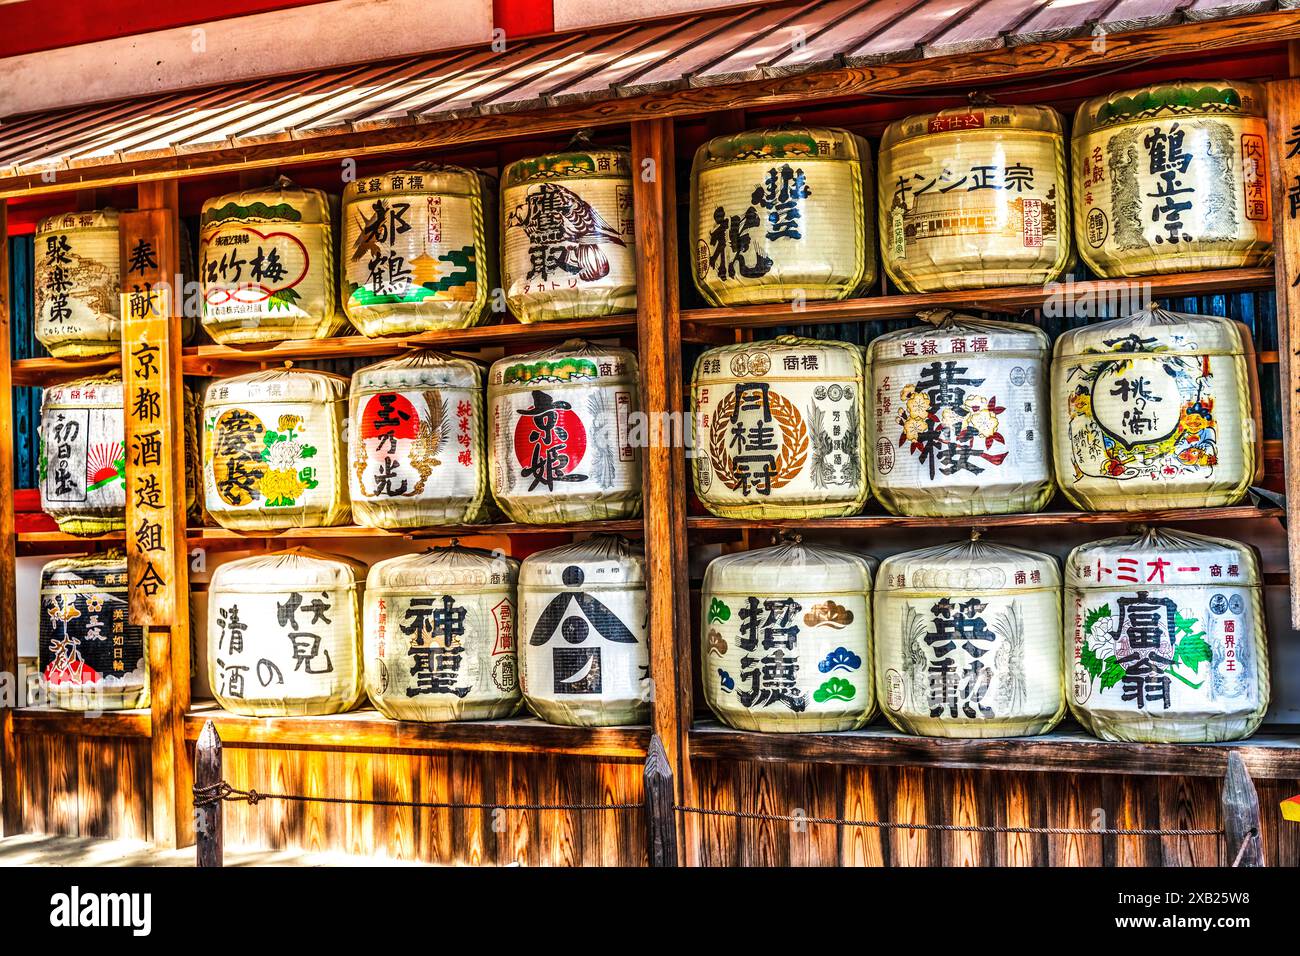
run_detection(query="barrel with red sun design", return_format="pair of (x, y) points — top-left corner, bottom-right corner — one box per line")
(349, 351), (489, 528)
(487, 339), (641, 524)
(38, 371), (127, 535)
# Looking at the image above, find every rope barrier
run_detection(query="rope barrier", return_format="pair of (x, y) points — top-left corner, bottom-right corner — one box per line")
(193, 781), (640, 813)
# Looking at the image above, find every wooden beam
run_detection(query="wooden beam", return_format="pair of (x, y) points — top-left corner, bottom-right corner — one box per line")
(5, 11), (1300, 199)
(0, 199), (19, 836)
(133, 179), (193, 849)
(632, 117), (693, 866)
(1266, 77), (1300, 628)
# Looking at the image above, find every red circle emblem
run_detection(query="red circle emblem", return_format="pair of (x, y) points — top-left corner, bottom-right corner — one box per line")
(514, 408), (586, 473)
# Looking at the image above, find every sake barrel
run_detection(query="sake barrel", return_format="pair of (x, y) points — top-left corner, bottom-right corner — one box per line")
(1052, 305), (1256, 511)
(867, 312), (1054, 516)
(209, 548), (365, 717)
(342, 165), (494, 336)
(349, 351), (489, 528)
(203, 368), (351, 531)
(364, 545), (521, 722)
(690, 126), (877, 307)
(518, 535), (649, 727)
(502, 140), (636, 322)
(33, 209), (122, 359)
(692, 335), (869, 519)
(488, 339), (641, 523)
(874, 534), (1063, 738)
(199, 176), (343, 344)
(38, 551), (147, 711)
(39, 372), (126, 535)
(1066, 527), (1268, 742)
(879, 104), (1070, 292)
(702, 541), (875, 733)
(1072, 81), (1271, 276)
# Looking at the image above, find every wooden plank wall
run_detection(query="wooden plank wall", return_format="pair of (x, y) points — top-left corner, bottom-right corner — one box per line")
(9, 735), (151, 841)
(690, 760), (1300, 867)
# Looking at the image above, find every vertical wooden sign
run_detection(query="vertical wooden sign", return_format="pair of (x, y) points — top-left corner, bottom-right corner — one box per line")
(1266, 79), (1300, 628)
(119, 209), (177, 627)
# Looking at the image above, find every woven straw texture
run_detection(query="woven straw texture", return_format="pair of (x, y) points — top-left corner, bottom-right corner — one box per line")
(34, 208), (122, 359)
(39, 371), (126, 535)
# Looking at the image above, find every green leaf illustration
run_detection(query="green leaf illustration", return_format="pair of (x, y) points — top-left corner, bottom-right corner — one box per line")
(1080, 641), (1104, 679)
(300, 444), (318, 459)
(266, 287), (302, 313)
(1100, 656), (1126, 690)
(707, 598), (730, 625)
(1173, 633), (1212, 675)
(813, 677), (856, 703)
(1083, 603), (1112, 632)
(298, 467), (319, 490)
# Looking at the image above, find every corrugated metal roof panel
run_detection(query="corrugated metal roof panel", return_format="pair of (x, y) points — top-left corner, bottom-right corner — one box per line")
(0, 0), (1279, 185)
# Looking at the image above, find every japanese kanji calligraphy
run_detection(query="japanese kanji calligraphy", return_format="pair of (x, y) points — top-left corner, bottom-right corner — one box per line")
(38, 372), (127, 535)
(208, 549), (365, 717)
(342, 166), (490, 336)
(879, 104), (1068, 293)
(503, 141), (637, 323)
(33, 209), (123, 359)
(1073, 81), (1272, 277)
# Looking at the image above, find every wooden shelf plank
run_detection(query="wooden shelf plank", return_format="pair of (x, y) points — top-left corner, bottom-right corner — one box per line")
(681, 267), (1275, 331)
(689, 720), (1300, 779)
(185, 704), (650, 757)
(11, 355), (119, 387)
(10, 707), (151, 738)
(688, 504), (1283, 531)
(180, 315), (638, 375)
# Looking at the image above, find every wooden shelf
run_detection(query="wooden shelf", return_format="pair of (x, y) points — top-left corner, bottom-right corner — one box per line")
(681, 267), (1275, 332)
(11, 354), (119, 387)
(689, 720), (1300, 779)
(688, 503), (1283, 532)
(185, 703), (650, 757)
(180, 315), (639, 375)
(9, 706), (151, 738)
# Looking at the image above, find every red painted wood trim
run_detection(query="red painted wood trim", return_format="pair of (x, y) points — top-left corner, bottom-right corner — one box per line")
(494, 0), (554, 38)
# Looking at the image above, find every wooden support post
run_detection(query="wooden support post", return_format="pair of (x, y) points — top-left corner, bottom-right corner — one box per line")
(195, 720), (223, 868)
(632, 117), (694, 865)
(1267, 78), (1300, 627)
(127, 180), (193, 849)
(0, 199), (18, 836)
(643, 733), (678, 867)
(1222, 751), (1263, 867)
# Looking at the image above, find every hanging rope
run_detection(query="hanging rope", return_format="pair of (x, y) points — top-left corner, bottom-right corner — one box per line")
(193, 780), (640, 813)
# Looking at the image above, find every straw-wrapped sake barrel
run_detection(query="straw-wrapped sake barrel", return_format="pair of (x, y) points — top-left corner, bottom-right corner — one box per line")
(209, 548), (365, 717)
(518, 535), (649, 727)
(690, 126), (876, 306)
(702, 540), (875, 733)
(1066, 527), (1268, 742)
(203, 368), (351, 531)
(1072, 81), (1272, 276)
(692, 335), (869, 519)
(874, 534), (1063, 738)
(342, 165), (495, 336)
(349, 351), (489, 528)
(488, 339), (641, 523)
(502, 139), (636, 322)
(364, 545), (521, 722)
(39, 372), (125, 535)
(867, 312), (1053, 516)
(38, 551), (147, 711)
(1052, 305), (1257, 511)
(199, 176), (343, 344)
(33, 209), (122, 359)
(879, 103), (1070, 292)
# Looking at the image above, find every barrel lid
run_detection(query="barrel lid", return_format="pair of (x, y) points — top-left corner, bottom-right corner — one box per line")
(206, 366), (349, 406)
(876, 532), (1059, 593)
(36, 208), (121, 233)
(488, 338), (638, 389)
(210, 546), (366, 591)
(342, 163), (487, 200)
(40, 549), (128, 581)
(694, 125), (865, 168)
(882, 102), (1063, 149)
(42, 370), (123, 406)
(352, 350), (482, 392)
(694, 334), (863, 383)
(1053, 305), (1245, 361)
(704, 540), (873, 594)
(868, 312), (1049, 362)
(1066, 526), (1259, 589)
(369, 543), (517, 591)
(1073, 80), (1266, 138)
(504, 133), (631, 187)
(519, 534), (645, 589)
(201, 175), (333, 228)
